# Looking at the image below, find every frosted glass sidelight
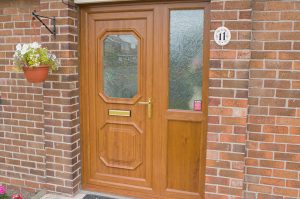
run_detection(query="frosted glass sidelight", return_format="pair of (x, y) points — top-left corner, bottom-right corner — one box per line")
(169, 10), (204, 111)
(103, 34), (138, 98)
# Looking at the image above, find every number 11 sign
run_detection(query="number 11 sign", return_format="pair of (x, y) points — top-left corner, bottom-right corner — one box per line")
(214, 26), (231, 46)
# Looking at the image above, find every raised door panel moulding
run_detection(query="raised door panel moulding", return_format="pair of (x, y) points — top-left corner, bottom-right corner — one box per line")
(74, 0), (134, 4)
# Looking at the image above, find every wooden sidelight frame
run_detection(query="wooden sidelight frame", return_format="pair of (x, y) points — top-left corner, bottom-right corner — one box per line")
(80, 1), (210, 198)
(154, 3), (210, 198)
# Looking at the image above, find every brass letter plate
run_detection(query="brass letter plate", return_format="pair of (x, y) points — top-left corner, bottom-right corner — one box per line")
(108, 109), (131, 117)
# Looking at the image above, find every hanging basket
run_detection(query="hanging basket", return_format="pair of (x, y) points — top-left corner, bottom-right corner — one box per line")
(23, 65), (49, 83)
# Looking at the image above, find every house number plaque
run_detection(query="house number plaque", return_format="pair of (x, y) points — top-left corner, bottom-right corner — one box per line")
(214, 26), (231, 46)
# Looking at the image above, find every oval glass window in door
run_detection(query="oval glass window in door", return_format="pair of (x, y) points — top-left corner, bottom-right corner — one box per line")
(103, 34), (138, 99)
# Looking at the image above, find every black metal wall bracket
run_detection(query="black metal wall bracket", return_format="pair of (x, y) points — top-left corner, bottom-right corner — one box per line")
(32, 10), (56, 39)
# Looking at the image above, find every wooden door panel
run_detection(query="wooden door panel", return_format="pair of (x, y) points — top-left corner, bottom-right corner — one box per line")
(98, 122), (143, 170)
(82, 6), (155, 192)
(80, 2), (209, 198)
(166, 121), (203, 193)
(164, 120), (204, 199)
(157, 3), (210, 199)
(94, 17), (147, 181)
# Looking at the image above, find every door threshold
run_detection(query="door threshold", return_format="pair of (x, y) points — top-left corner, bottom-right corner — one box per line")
(41, 192), (86, 199)
(81, 190), (133, 199)
(41, 190), (133, 199)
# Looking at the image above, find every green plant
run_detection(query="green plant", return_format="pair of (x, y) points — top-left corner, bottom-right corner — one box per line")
(13, 42), (59, 72)
(0, 195), (10, 199)
(0, 185), (10, 199)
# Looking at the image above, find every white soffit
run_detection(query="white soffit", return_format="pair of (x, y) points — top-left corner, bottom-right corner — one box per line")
(74, 0), (134, 4)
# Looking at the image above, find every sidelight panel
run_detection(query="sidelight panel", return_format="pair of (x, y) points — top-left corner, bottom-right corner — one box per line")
(169, 10), (204, 111)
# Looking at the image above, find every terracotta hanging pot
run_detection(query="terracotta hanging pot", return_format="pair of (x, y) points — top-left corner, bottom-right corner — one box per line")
(22, 65), (49, 83)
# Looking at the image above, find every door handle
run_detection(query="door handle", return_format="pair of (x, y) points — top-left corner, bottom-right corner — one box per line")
(138, 98), (152, 118)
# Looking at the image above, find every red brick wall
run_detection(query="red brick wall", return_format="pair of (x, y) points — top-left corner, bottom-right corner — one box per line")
(0, 0), (300, 198)
(40, 0), (80, 195)
(206, 0), (251, 198)
(0, 0), (80, 196)
(245, 1), (300, 198)
(0, 0), (45, 195)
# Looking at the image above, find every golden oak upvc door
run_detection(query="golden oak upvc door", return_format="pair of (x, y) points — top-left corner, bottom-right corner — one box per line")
(80, 1), (209, 198)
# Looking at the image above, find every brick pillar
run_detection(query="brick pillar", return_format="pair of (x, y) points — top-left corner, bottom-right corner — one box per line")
(245, 1), (300, 198)
(40, 0), (80, 195)
(206, 1), (252, 198)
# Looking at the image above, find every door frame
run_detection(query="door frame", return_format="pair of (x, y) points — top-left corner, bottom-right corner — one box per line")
(79, 1), (210, 198)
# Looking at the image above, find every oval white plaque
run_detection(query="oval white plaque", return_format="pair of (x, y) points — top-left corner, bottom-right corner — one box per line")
(214, 26), (231, 46)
